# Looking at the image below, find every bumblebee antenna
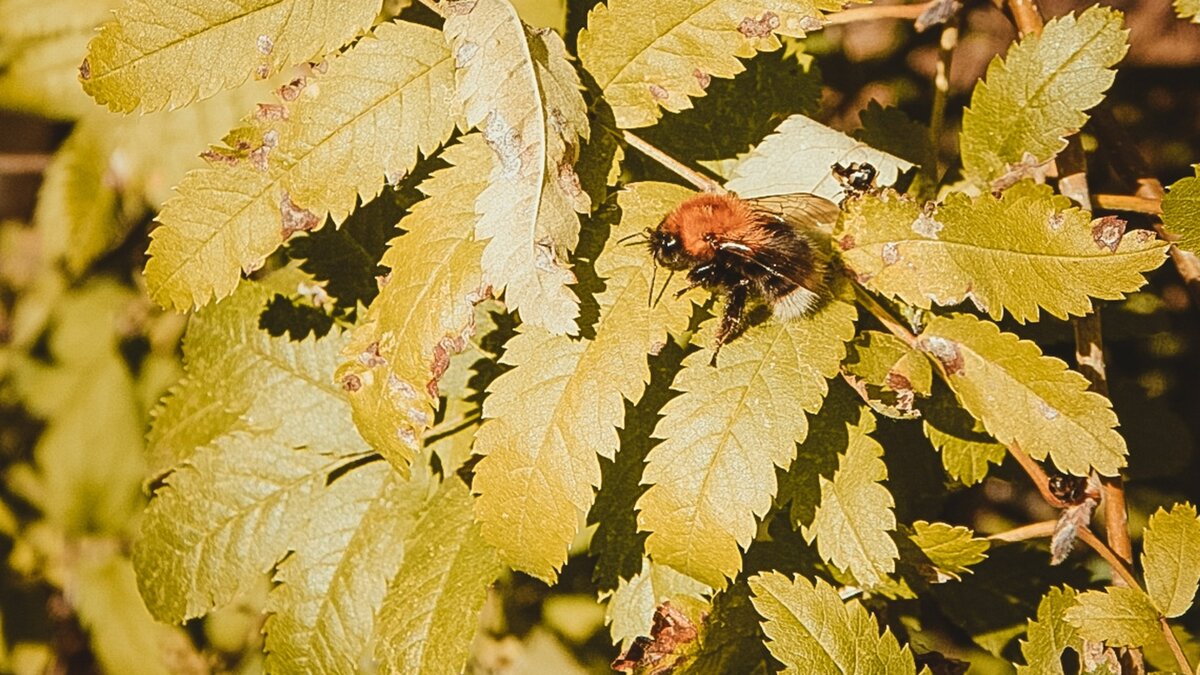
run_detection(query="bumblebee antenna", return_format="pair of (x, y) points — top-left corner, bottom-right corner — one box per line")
(617, 228), (651, 247)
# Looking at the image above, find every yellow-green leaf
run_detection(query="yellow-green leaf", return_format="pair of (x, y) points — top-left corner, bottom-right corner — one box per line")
(1162, 165), (1200, 255)
(578, 0), (845, 129)
(445, 0), (590, 335)
(638, 282), (857, 587)
(837, 182), (1168, 323)
(922, 385), (1006, 485)
(805, 409), (898, 589)
(375, 478), (502, 675)
(726, 114), (914, 201)
(908, 521), (988, 581)
(264, 465), (429, 674)
(80, 0), (379, 113)
(472, 183), (695, 581)
(336, 136), (491, 473)
(605, 559), (710, 649)
(145, 20), (458, 311)
(960, 6), (1129, 186)
(1142, 503), (1200, 618)
(749, 572), (916, 674)
(1177, 0), (1200, 22)
(917, 313), (1126, 476)
(843, 330), (932, 419)
(1064, 586), (1162, 649)
(1017, 587), (1083, 675)
(135, 278), (373, 622)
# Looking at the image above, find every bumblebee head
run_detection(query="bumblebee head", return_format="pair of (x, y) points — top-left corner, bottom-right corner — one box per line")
(649, 225), (689, 270)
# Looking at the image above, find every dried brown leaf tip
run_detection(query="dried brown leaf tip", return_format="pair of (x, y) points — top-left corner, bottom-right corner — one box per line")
(738, 12), (780, 38)
(612, 602), (699, 674)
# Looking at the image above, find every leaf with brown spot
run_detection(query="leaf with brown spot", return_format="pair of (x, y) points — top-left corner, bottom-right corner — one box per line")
(336, 135), (491, 474)
(445, 0), (590, 335)
(80, 0), (380, 113)
(916, 313), (1127, 476)
(145, 21), (459, 311)
(578, 0), (851, 129)
(836, 181), (1168, 323)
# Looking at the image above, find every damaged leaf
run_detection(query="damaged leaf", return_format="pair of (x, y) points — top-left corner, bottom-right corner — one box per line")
(336, 135), (491, 474)
(145, 21), (458, 311)
(444, 0), (590, 335)
(836, 182), (1168, 323)
(1017, 587), (1084, 675)
(916, 313), (1127, 476)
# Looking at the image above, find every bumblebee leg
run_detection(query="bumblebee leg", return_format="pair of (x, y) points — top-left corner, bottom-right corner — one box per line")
(675, 263), (716, 299)
(710, 281), (749, 366)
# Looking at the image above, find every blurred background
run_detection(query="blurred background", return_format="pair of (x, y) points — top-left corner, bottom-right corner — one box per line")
(1, 0), (1198, 672)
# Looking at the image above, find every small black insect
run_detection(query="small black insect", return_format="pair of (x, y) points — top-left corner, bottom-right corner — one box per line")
(833, 161), (879, 198)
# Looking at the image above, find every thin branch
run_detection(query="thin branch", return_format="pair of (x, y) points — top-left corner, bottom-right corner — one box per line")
(989, 520), (1056, 542)
(927, 18), (958, 186)
(1159, 617), (1195, 675)
(824, 1), (936, 25)
(622, 130), (723, 193)
(1093, 194), (1164, 216)
(0, 153), (52, 175)
(1005, 0), (1045, 35)
(850, 283), (918, 348)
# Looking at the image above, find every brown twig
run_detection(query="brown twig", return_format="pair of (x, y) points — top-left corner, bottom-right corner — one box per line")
(0, 153), (52, 175)
(988, 519), (1056, 542)
(1092, 194), (1164, 216)
(622, 131), (723, 193)
(928, 18), (958, 186)
(824, 1), (936, 25)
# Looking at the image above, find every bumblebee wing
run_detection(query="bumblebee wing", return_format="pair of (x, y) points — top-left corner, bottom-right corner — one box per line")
(744, 193), (841, 233)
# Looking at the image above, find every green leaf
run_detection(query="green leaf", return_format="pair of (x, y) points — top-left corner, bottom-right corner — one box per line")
(749, 572), (916, 674)
(916, 313), (1126, 476)
(80, 0), (379, 113)
(908, 521), (988, 581)
(778, 378), (862, 530)
(637, 51), (822, 164)
(263, 464), (429, 674)
(73, 552), (199, 675)
(135, 278), (374, 622)
(374, 478), (502, 675)
(960, 6), (1129, 186)
(605, 559), (710, 649)
(638, 282), (857, 587)
(1065, 586), (1162, 649)
(1162, 165), (1200, 255)
(471, 183), (694, 581)
(843, 330), (932, 419)
(578, 0), (844, 129)
(1142, 503), (1200, 618)
(854, 101), (935, 173)
(837, 182), (1168, 323)
(445, 0), (590, 335)
(0, 13), (112, 119)
(145, 20), (458, 311)
(921, 384), (1006, 485)
(1177, 0), (1200, 22)
(336, 136), (491, 473)
(1017, 587), (1083, 675)
(805, 409), (898, 589)
(726, 114), (914, 201)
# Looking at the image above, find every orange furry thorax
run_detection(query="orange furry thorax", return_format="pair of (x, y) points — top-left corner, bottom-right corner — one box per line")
(661, 193), (767, 260)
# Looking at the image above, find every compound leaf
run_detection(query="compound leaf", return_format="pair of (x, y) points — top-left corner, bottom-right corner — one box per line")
(916, 313), (1126, 476)
(726, 114), (914, 201)
(471, 182), (695, 581)
(638, 282), (857, 588)
(336, 136), (491, 473)
(1162, 165), (1200, 255)
(1142, 503), (1200, 618)
(80, 0), (379, 113)
(145, 20), (457, 311)
(749, 572), (916, 674)
(960, 6), (1129, 186)
(1065, 586), (1162, 649)
(1016, 587), (1083, 675)
(578, 0), (845, 129)
(375, 478), (502, 675)
(806, 409), (898, 589)
(445, 0), (590, 335)
(837, 182), (1168, 323)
